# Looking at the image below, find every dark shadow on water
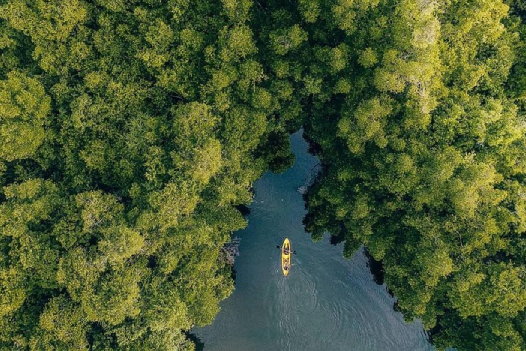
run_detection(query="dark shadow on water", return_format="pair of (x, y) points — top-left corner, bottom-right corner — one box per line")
(329, 232), (346, 246)
(185, 331), (205, 351)
(364, 250), (399, 313)
(235, 204), (251, 217)
(364, 248), (385, 285)
(231, 268), (237, 284)
(393, 301), (401, 312)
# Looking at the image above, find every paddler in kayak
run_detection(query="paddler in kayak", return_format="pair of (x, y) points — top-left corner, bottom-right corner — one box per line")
(276, 246), (297, 255)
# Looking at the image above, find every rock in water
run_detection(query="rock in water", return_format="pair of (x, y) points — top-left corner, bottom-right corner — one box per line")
(297, 185), (307, 195)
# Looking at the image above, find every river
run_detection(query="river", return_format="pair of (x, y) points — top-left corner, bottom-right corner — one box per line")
(194, 131), (434, 351)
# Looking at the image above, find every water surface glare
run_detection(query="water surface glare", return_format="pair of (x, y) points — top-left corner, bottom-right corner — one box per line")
(195, 132), (433, 351)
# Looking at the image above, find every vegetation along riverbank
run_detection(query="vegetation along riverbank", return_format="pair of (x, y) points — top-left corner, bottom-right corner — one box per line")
(1, 0), (526, 350)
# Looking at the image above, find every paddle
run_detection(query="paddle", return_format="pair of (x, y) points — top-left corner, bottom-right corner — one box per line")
(275, 245), (297, 255)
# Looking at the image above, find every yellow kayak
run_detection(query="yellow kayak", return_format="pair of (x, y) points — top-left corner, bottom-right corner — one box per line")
(281, 238), (291, 276)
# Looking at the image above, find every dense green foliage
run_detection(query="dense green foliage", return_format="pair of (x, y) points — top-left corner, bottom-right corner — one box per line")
(0, 0), (296, 349)
(293, 0), (526, 350)
(2, 0), (526, 350)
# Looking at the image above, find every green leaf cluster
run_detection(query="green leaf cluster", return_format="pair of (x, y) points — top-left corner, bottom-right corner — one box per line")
(0, 0), (296, 349)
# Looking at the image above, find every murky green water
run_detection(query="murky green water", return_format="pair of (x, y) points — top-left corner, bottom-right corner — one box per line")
(195, 132), (433, 351)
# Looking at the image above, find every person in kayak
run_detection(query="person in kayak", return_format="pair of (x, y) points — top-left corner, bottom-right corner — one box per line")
(276, 245), (297, 255)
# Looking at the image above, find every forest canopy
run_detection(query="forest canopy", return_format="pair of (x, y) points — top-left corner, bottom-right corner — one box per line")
(0, 0), (296, 349)
(1, 0), (526, 350)
(297, 0), (526, 350)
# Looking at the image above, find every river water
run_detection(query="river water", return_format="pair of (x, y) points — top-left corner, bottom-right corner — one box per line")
(195, 131), (433, 351)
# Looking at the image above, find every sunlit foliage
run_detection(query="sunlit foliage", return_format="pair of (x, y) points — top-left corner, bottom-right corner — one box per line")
(0, 0), (294, 349)
(284, 0), (526, 349)
(2, 0), (526, 350)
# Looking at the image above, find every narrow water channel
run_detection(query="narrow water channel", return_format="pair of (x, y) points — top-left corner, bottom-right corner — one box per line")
(195, 131), (433, 351)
